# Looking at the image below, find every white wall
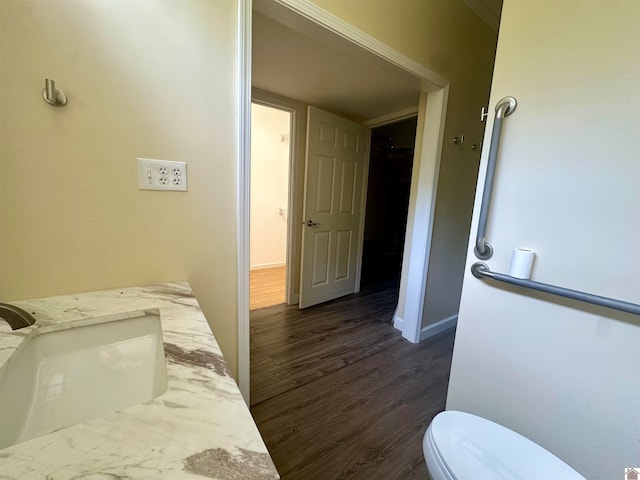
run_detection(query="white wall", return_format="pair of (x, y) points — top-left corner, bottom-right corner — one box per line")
(250, 103), (290, 269)
(447, 2), (640, 479)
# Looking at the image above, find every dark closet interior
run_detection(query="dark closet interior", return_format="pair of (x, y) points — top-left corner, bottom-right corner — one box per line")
(361, 116), (417, 287)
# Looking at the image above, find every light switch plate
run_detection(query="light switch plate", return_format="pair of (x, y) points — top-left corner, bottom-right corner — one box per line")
(137, 158), (187, 191)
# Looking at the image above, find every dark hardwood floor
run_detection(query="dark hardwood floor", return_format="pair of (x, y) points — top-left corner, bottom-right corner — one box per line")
(250, 283), (455, 480)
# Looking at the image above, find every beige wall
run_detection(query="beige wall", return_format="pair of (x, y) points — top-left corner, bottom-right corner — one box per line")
(309, 0), (498, 327)
(250, 103), (290, 269)
(0, 1), (241, 376)
(447, 1), (640, 478)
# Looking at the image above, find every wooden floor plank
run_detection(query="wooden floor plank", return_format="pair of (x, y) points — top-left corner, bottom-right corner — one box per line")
(250, 266), (286, 310)
(250, 283), (455, 479)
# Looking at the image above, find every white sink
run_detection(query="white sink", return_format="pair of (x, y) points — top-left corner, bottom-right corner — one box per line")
(0, 310), (168, 449)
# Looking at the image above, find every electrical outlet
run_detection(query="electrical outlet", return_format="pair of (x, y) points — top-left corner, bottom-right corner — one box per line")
(137, 158), (187, 191)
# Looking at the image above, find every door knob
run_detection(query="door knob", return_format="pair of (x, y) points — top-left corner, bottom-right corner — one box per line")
(304, 220), (320, 227)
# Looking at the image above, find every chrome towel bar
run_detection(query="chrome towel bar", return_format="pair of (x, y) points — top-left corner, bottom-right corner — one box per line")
(471, 262), (640, 316)
(474, 96), (517, 260)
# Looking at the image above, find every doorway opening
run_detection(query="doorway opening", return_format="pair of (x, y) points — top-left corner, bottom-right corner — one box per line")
(249, 102), (292, 311)
(239, 0), (449, 399)
(361, 117), (417, 290)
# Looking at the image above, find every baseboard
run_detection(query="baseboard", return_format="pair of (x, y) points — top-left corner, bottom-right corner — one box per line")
(291, 293), (300, 305)
(392, 311), (404, 331)
(420, 314), (458, 341)
(250, 262), (286, 271)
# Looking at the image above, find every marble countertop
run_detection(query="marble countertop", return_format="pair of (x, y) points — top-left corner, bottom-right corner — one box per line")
(0, 282), (279, 480)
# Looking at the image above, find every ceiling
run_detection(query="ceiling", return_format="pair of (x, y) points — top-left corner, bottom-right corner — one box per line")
(251, 1), (502, 123)
(252, 12), (422, 123)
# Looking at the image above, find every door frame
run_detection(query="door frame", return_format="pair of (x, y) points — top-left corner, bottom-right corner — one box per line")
(251, 89), (307, 306)
(237, 0), (450, 402)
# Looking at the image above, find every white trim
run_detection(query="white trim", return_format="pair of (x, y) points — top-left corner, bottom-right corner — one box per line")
(398, 87), (449, 343)
(250, 262), (286, 271)
(236, 0), (252, 404)
(462, 0), (500, 32)
(392, 311), (404, 331)
(420, 315), (457, 341)
(256, 0), (447, 89)
(394, 312), (456, 341)
(364, 106), (419, 128)
(251, 88), (307, 306)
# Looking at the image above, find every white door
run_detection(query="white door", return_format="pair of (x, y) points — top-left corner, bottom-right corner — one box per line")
(299, 106), (370, 309)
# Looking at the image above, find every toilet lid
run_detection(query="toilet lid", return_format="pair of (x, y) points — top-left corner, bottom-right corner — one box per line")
(429, 411), (586, 480)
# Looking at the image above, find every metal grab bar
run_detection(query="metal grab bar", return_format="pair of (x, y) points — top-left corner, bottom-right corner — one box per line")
(474, 96), (517, 260)
(471, 262), (640, 316)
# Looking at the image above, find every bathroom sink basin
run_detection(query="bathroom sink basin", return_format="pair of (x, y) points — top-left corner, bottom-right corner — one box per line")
(0, 310), (168, 449)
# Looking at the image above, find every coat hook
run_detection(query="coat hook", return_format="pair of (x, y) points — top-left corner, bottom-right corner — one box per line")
(453, 134), (464, 145)
(481, 106), (489, 122)
(42, 79), (67, 106)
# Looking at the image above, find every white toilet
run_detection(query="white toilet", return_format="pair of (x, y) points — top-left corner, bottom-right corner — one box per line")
(423, 411), (586, 479)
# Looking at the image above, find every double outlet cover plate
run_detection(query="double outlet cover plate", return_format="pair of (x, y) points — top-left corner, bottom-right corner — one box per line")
(137, 158), (187, 192)
(137, 158), (188, 191)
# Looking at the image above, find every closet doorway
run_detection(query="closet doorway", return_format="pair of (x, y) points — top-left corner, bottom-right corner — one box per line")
(361, 117), (417, 289)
